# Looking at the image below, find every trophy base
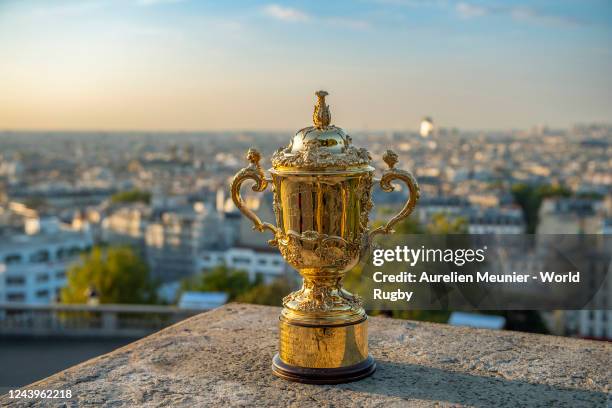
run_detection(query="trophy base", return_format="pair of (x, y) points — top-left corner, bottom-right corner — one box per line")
(272, 314), (375, 384)
(272, 354), (376, 384)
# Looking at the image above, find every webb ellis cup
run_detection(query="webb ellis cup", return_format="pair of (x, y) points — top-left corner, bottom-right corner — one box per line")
(231, 91), (419, 383)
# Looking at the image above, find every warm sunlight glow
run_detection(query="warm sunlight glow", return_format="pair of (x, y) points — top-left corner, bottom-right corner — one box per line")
(0, 0), (610, 130)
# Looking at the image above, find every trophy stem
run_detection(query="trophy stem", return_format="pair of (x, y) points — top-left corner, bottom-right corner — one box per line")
(273, 270), (376, 384)
(281, 274), (365, 325)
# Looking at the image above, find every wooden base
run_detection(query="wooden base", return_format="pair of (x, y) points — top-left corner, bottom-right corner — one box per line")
(272, 354), (376, 385)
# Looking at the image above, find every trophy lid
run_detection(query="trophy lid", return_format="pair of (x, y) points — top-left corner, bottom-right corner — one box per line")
(271, 91), (372, 172)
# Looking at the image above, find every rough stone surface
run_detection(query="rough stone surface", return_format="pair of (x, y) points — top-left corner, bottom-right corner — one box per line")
(2, 303), (610, 407)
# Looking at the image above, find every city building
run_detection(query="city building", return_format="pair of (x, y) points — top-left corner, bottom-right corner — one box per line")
(145, 208), (200, 283)
(145, 201), (238, 283)
(197, 246), (286, 284)
(1, 124), (610, 342)
(7, 185), (117, 209)
(101, 204), (150, 250)
(600, 217), (612, 235)
(537, 197), (604, 234)
(0, 217), (93, 304)
(467, 208), (526, 234)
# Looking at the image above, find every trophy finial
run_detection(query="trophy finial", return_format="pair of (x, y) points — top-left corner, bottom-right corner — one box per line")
(246, 148), (261, 166)
(382, 150), (398, 169)
(313, 90), (331, 129)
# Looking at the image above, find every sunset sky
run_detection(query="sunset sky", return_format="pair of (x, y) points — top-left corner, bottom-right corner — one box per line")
(0, 0), (610, 131)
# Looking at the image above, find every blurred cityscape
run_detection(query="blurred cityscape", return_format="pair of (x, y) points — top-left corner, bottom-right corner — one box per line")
(0, 122), (610, 385)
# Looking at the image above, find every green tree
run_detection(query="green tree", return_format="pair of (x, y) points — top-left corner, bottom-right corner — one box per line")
(61, 246), (157, 304)
(181, 265), (256, 301)
(236, 277), (295, 306)
(110, 189), (151, 205)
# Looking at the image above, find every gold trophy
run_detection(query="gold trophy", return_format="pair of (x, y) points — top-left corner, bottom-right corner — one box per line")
(231, 91), (419, 383)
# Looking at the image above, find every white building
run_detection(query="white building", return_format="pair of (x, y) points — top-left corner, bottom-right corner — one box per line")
(601, 218), (612, 234)
(0, 218), (93, 304)
(578, 310), (612, 340)
(419, 117), (434, 138)
(576, 249), (611, 340)
(557, 268), (612, 341)
(197, 247), (286, 284)
(537, 198), (602, 234)
(101, 204), (149, 250)
(0, 159), (23, 183)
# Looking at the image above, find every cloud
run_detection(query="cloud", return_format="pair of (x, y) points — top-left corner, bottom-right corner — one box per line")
(136, 0), (184, 6)
(455, 2), (583, 27)
(262, 4), (370, 30)
(263, 4), (310, 22)
(456, 2), (487, 18)
(509, 6), (582, 27)
(373, 0), (448, 6)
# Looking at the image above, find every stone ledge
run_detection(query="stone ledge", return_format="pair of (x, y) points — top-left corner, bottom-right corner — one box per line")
(2, 303), (610, 407)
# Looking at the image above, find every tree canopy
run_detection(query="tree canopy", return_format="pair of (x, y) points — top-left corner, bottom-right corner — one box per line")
(61, 246), (157, 304)
(110, 189), (151, 205)
(181, 265), (259, 301)
(236, 277), (294, 307)
(182, 265), (297, 306)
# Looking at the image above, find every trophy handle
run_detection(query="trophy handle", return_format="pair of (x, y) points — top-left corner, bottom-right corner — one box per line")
(369, 149), (420, 240)
(230, 148), (278, 237)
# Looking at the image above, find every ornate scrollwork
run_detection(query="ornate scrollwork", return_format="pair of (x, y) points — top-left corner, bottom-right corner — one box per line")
(369, 149), (420, 240)
(276, 230), (361, 270)
(283, 279), (363, 313)
(230, 148), (278, 245)
(271, 142), (371, 170)
(358, 174), (374, 232)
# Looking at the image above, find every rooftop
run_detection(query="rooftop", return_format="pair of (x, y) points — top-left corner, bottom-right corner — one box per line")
(3, 303), (609, 407)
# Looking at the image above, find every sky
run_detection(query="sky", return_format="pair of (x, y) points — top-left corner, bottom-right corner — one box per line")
(0, 0), (610, 131)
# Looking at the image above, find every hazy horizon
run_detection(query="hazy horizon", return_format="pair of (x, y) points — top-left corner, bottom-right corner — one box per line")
(1, 122), (611, 134)
(1, 0), (610, 131)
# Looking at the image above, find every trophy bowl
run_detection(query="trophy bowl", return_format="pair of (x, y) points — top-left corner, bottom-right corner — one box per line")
(230, 91), (419, 383)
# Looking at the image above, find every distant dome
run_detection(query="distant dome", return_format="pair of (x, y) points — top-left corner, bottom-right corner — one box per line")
(420, 117), (434, 138)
